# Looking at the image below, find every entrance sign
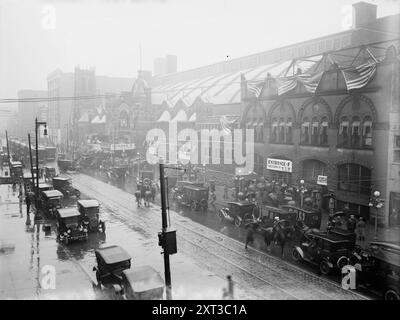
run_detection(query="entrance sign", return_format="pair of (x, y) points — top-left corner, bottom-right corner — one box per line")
(317, 175), (328, 186)
(266, 158), (292, 173)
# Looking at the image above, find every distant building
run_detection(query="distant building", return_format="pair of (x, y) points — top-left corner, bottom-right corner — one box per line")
(47, 67), (135, 145)
(16, 90), (48, 140)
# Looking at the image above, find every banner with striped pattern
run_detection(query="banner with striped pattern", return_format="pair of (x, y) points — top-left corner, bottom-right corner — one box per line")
(341, 62), (377, 91)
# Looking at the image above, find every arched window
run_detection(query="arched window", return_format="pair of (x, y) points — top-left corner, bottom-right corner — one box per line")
(336, 96), (374, 149)
(271, 117), (278, 143)
(300, 102), (331, 146)
(338, 117), (349, 147)
(278, 117), (285, 143)
(362, 116), (372, 146)
(338, 163), (371, 195)
(119, 110), (129, 129)
(301, 117), (310, 144)
(286, 118), (293, 144)
(269, 102), (295, 144)
(351, 116), (361, 147)
(320, 117), (328, 145)
(311, 116), (319, 145)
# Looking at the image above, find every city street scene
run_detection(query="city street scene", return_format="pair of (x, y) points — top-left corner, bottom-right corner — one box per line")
(0, 0), (399, 301)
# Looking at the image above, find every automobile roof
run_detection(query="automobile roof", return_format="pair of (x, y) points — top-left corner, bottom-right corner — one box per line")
(58, 207), (80, 218)
(78, 199), (99, 208)
(42, 190), (63, 198)
(53, 176), (71, 181)
(95, 245), (131, 264)
(227, 201), (255, 206)
(309, 233), (351, 243)
(280, 205), (314, 213)
(183, 185), (208, 191)
(122, 266), (164, 293)
(39, 183), (52, 189)
(369, 241), (400, 267)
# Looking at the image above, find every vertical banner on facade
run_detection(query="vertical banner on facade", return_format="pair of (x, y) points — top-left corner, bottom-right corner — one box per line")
(266, 158), (292, 173)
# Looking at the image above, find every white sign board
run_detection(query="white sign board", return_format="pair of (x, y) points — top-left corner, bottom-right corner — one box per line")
(317, 175), (328, 186)
(266, 158), (292, 173)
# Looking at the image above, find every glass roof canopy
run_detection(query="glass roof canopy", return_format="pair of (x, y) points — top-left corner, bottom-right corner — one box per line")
(151, 39), (399, 108)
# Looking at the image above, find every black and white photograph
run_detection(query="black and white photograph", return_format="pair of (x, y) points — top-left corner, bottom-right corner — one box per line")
(0, 0), (399, 305)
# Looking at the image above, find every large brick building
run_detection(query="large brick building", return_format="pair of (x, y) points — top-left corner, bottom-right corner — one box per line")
(103, 2), (399, 227)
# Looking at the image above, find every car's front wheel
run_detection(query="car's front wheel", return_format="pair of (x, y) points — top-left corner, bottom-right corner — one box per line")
(337, 256), (349, 270)
(292, 248), (301, 262)
(385, 289), (400, 300)
(234, 216), (242, 227)
(319, 260), (331, 275)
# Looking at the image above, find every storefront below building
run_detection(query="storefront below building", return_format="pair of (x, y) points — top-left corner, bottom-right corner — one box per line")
(336, 200), (370, 220)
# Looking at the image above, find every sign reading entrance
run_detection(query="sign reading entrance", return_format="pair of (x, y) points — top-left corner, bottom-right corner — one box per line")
(317, 175), (328, 186)
(266, 158), (292, 173)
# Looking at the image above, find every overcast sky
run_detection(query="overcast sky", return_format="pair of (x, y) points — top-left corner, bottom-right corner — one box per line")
(0, 0), (399, 101)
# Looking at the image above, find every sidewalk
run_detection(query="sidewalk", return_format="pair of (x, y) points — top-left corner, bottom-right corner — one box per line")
(212, 185), (400, 246)
(0, 184), (96, 299)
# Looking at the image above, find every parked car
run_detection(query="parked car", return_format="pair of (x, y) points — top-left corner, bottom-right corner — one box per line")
(281, 205), (322, 229)
(291, 231), (354, 275)
(56, 207), (88, 245)
(53, 176), (80, 198)
(93, 246), (164, 300)
(219, 201), (258, 227)
(78, 199), (105, 233)
(44, 166), (56, 181)
(350, 241), (400, 300)
(57, 159), (75, 172)
(40, 190), (63, 217)
(120, 266), (164, 300)
(176, 185), (209, 212)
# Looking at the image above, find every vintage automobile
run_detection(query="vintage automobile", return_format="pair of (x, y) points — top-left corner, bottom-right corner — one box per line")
(258, 205), (297, 228)
(10, 161), (23, 178)
(350, 241), (400, 300)
(120, 266), (164, 300)
(93, 246), (164, 300)
(93, 245), (132, 298)
(176, 185), (209, 211)
(219, 201), (258, 227)
(57, 159), (75, 172)
(291, 232), (355, 275)
(53, 176), (81, 198)
(56, 207), (88, 245)
(281, 205), (322, 229)
(40, 190), (63, 217)
(141, 170), (154, 181)
(78, 199), (105, 233)
(44, 166), (56, 181)
(328, 210), (362, 229)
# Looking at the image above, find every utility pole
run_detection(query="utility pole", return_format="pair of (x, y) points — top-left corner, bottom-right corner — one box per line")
(28, 134), (35, 191)
(158, 161), (178, 300)
(35, 118), (47, 213)
(5, 130), (10, 174)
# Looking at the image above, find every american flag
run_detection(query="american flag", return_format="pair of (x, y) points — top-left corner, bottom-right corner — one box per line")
(247, 80), (265, 97)
(341, 62), (377, 91)
(276, 76), (297, 95)
(297, 71), (324, 94)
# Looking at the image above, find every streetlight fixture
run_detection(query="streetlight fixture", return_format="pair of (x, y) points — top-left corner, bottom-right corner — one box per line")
(298, 179), (307, 208)
(35, 118), (47, 214)
(369, 190), (384, 241)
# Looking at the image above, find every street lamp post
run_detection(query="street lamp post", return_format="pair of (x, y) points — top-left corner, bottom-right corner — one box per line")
(35, 118), (47, 213)
(299, 179), (306, 208)
(369, 190), (384, 241)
